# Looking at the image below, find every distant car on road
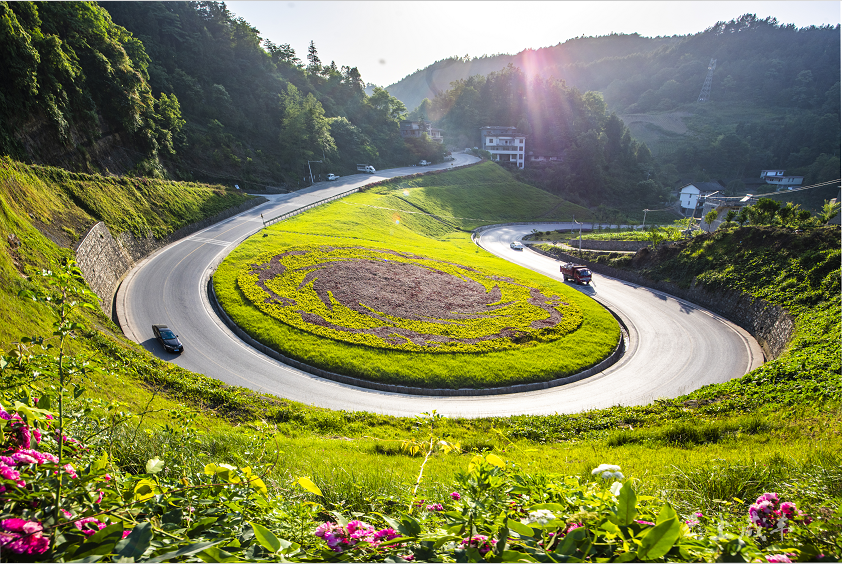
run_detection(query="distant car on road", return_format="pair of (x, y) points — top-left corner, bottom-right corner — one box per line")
(510, 241), (524, 250)
(419, 160), (430, 166)
(327, 174), (339, 181)
(152, 324), (183, 353)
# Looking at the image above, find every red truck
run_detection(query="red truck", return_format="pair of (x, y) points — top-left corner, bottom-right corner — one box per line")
(560, 262), (592, 285)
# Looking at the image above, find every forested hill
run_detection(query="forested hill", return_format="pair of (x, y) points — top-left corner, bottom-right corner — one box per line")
(387, 15), (839, 117)
(384, 33), (679, 113)
(0, 1), (428, 187)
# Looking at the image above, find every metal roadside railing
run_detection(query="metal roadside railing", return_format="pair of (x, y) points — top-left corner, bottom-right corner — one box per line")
(261, 187), (361, 228)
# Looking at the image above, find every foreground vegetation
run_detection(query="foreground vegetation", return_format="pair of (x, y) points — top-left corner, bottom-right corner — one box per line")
(0, 161), (839, 561)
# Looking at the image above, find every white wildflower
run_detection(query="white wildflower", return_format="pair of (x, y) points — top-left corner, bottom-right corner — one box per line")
(524, 509), (556, 525)
(610, 481), (623, 496)
(591, 464), (621, 476)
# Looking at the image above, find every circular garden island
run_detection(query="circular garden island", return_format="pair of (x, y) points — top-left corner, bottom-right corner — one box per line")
(214, 243), (621, 390)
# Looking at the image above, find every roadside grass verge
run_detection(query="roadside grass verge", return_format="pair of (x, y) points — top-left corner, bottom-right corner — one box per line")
(214, 179), (620, 387)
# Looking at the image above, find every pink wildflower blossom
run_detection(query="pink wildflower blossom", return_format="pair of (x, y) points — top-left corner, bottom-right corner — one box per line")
(425, 503), (444, 512)
(765, 555), (792, 563)
(0, 518), (50, 555)
(635, 520), (655, 526)
(450, 492), (461, 500)
(461, 535), (493, 556)
(74, 517), (106, 536)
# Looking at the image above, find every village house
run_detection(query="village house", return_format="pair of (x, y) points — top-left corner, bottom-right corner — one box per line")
(480, 126), (526, 169)
(677, 181), (724, 213)
(760, 169), (804, 190)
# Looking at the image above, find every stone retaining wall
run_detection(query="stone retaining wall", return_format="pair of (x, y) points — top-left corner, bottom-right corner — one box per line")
(208, 277), (629, 397)
(535, 248), (793, 360)
(75, 197), (267, 318)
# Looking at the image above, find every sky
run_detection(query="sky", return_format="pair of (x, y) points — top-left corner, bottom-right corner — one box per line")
(227, 1), (840, 88)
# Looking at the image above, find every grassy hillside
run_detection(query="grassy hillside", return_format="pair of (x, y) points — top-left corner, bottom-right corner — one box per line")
(0, 160), (839, 560)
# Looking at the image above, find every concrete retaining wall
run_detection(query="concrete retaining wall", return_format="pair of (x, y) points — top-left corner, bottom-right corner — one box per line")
(208, 277), (629, 397)
(537, 249), (793, 360)
(559, 239), (649, 252)
(75, 197), (267, 318)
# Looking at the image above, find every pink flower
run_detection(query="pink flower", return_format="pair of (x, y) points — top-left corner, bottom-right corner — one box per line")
(635, 520), (655, 526)
(11, 451), (38, 465)
(0, 518), (50, 555)
(425, 503), (444, 512)
(32, 428), (41, 444)
(461, 535), (492, 556)
(95, 490), (105, 504)
(62, 464), (78, 479)
(61, 509), (73, 519)
(765, 555), (792, 563)
(450, 492), (461, 500)
(74, 517), (106, 536)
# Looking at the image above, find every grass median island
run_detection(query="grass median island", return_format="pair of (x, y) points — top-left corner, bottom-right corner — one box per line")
(214, 164), (620, 388)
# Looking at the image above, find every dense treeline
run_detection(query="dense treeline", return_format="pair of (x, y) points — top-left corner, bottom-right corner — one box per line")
(0, 1), (184, 172)
(0, 1), (425, 185)
(422, 65), (665, 208)
(396, 14), (840, 198)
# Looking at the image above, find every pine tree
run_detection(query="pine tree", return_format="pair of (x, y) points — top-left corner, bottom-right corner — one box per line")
(307, 40), (321, 73)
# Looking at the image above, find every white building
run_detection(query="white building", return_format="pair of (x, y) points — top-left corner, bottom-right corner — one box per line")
(678, 184), (701, 210)
(760, 169), (803, 190)
(678, 182), (724, 212)
(480, 126), (526, 169)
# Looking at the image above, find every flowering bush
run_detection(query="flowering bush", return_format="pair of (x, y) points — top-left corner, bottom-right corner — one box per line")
(314, 520), (400, 554)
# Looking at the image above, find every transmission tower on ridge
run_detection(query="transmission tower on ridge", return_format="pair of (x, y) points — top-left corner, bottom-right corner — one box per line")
(697, 58), (717, 102)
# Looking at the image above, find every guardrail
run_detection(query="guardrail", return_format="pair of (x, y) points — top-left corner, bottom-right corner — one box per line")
(261, 187), (360, 227)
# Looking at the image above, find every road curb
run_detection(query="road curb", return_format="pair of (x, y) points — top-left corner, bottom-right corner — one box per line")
(207, 276), (628, 397)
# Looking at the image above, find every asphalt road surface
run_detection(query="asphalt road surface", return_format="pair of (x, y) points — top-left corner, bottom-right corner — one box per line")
(117, 158), (763, 417)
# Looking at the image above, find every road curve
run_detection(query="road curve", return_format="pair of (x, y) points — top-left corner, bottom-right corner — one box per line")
(117, 159), (764, 417)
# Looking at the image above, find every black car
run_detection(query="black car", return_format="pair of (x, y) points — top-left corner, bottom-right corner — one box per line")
(152, 324), (183, 353)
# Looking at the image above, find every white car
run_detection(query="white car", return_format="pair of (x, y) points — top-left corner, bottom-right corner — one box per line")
(327, 174), (339, 181)
(510, 241), (524, 250)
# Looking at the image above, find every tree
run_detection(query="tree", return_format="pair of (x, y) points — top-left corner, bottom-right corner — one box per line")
(307, 40), (321, 73)
(704, 209), (719, 232)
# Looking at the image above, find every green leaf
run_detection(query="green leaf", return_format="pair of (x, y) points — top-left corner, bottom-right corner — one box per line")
(656, 504), (677, 525)
(486, 453), (506, 468)
(506, 518), (536, 538)
(145, 457), (165, 474)
(527, 503), (566, 512)
(114, 522), (152, 559)
(147, 541), (223, 562)
(554, 526), (587, 556)
(501, 550), (538, 562)
(638, 517), (681, 560)
(616, 481), (638, 526)
(296, 476), (323, 496)
(196, 545), (237, 563)
(398, 514), (422, 537)
(71, 522), (124, 559)
(614, 550), (638, 562)
(249, 521), (281, 553)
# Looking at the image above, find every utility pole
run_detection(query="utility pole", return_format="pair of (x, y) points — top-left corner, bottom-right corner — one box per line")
(642, 209), (650, 229)
(307, 160), (322, 185)
(572, 216), (583, 252)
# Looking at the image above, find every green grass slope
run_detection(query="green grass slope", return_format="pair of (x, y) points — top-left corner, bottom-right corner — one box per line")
(214, 163), (618, 388)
